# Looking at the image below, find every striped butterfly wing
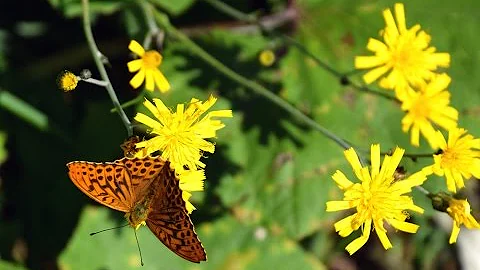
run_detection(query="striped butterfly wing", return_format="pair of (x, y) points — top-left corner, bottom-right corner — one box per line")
(67, 156), (166, 212)
(146, 164), (207, 263)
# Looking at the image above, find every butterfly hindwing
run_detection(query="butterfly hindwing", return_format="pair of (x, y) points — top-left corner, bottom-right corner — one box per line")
(146, 163), (207, 263)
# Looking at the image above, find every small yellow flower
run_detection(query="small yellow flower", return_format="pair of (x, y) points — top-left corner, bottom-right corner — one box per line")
(134, 95), (233, 171)
(127, 40), (170, 92)
(57, 70), (79, 92)
(446, 198), (480, 243)
(326, 144), (427, 255)
(259, 50), (276, 67)
(423, 128), (480, 193)
(178, 168), (205, 213)
(355, 3), (450, 98)
(400, 74), (458, 148)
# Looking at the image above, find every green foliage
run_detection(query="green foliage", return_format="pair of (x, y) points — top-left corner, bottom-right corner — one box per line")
(149, 0), (195, 15)
(46, 0), (125, 18)
(61, 206), (326, 269)
(1, 0), (480, 269)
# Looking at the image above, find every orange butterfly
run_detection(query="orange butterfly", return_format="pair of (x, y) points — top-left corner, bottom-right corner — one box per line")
(66, 156), (207, 263)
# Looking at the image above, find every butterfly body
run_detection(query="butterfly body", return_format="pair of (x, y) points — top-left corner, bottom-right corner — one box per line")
(66, 156), (207, 263)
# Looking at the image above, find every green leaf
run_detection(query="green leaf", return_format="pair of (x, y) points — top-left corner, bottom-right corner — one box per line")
(192, 215), (326, 269)
(0, 132), (7, 165)
(46, 0), (124, 18)
(149, 0), (195, 16)
(60, 206), (190, 269)
(61, 206), (325, 269)
(0, 261), (27, 270)
(0, 91), (49, 132)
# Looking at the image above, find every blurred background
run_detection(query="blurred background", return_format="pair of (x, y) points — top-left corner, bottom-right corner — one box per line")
(1, 0), (480, 269)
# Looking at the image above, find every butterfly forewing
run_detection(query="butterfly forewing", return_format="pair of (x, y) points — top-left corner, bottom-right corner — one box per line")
(66, 156), (166, 212)
(114, 157), (166, 203)
(67, 161), (132, 212)
(146, 164), (207, 263)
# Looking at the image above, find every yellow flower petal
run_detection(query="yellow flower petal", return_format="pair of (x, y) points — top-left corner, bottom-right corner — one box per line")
(332, 170), (354, 190)
(127, 59), (143, 72)
(326, 201), (353, 212)
(129, 68), (146, 89)
(345, 220), (371, 255)
(128, 40), (145, 57)
(145, 69), (155, 91)
(153, 70), (171, 93)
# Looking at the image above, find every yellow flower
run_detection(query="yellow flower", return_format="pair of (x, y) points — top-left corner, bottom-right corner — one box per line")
(134, 95), (233, 171)
(57, 70), (78, 92)
(446, 198), (480, 243)
(423, 128), (480, 193)
(178, 168), (205, 213)
(127, 40), (170, 92)
(259, 50), (276, 67)
(326, 144), (427, 255)
(400, 74), (458, 148)
(355, 3), (450, 98)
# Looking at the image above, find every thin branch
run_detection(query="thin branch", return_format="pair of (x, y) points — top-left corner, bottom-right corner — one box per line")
(203, 0), (397, 102)
(149, 6), (353, 152)
(81, 0), (132, 136)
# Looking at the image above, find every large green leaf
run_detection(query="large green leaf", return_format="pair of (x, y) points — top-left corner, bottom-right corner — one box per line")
(61, 206), (325, 269)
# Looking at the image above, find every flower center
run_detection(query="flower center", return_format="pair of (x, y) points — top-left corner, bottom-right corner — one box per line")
(142, 51), (162, 69)
(391, 44), (416, 71)
(389, 31), (422, 72)
(441, 148), (464, 169)
(410, 95), (430, 119)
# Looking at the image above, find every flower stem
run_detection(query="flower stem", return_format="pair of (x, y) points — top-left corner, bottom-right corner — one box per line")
(111, 94), (144, 113)
(81, 0), (132, 136)
(150, 8), (352, 151)
(202, 0), (397, 102)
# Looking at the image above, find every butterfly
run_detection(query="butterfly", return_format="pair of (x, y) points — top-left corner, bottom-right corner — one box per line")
(66, 156), (207, 263)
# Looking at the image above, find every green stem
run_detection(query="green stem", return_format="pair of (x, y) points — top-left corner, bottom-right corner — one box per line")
(203, 0), (397, 102)
(81, 0), (132, 136)
(111, 95), (144, 113)
(151, 9), (352, 151)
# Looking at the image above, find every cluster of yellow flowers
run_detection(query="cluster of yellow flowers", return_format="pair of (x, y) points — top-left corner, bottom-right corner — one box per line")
(126, 40), (233, 213)
(327, 3), (480, 255)
(61, 40), (233, 214)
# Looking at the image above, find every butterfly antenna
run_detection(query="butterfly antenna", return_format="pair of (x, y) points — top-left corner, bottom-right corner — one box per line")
(89, 223), (129, 236)
(133, 228), (144, 266)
